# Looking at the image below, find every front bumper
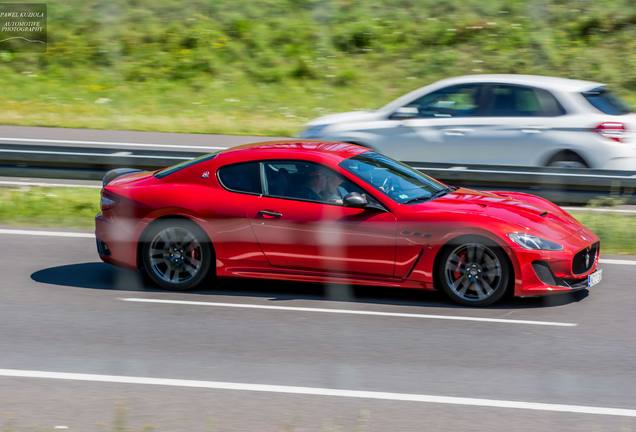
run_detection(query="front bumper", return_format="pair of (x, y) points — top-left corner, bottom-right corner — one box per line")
(512, 238), (601, 297)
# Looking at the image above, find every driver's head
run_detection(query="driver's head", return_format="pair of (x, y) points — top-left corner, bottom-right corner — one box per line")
(323, 169), (341, 191)
(306, 165), (327, 191)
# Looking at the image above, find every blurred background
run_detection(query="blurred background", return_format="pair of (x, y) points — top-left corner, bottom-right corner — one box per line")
(2, 0), (636, 136)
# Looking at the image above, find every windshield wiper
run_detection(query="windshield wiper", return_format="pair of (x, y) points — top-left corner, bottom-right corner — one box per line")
(404, 186), (457, 204)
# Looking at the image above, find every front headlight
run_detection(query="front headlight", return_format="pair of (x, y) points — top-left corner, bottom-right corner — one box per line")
(299, 124), (327, 139)
(508, 232), (563, 251)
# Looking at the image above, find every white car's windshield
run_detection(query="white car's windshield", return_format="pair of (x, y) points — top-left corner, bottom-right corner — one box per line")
(340, 152), (450, 204)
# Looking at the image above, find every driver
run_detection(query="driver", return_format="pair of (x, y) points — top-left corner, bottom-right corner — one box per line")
(320, 170), (346, 204)
(295, 165), (327, 201)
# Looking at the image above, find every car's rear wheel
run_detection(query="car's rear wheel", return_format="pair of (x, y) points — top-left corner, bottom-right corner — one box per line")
(437, 238), (510, 306)
(546, 152), (588, 169)
(141, 219), (212, 290)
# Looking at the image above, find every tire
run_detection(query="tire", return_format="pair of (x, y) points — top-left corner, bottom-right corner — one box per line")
(436, 237), (510, 306)
(547, 153), (588, 169)
(140, 219), (213, 291)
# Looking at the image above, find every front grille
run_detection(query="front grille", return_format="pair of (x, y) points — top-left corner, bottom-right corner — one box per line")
(572, 242), (599, 275)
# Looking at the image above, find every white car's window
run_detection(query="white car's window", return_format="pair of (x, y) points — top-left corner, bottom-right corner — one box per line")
(484, 84), (565, 117)
(582, 86), (632, 115)
(404, 84), (483, 118)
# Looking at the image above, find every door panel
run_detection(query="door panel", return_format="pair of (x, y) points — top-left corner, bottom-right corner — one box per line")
(249, 196), (397, 278)
(376, 83), (487, 163)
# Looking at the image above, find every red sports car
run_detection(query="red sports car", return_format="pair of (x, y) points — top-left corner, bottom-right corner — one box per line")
(95, 141), (602, 306)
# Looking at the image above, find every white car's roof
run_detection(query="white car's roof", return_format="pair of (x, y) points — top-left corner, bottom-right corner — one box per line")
(435, 74), (602, 92)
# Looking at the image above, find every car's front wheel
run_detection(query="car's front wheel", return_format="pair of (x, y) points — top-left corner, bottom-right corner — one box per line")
(141, 219), (213, 290)
(437, 238), (510, 306)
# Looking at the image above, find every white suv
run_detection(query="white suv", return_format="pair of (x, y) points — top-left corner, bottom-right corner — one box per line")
(299, 74), (636, 170)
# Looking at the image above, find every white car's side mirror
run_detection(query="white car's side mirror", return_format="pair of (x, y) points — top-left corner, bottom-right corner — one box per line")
(390, 106), (419, 120)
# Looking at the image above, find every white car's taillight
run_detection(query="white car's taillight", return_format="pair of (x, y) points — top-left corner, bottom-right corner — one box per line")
(595, 121), (626, 142)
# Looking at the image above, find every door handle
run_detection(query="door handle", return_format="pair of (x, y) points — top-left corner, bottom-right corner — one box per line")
(258, 210), (283, 219)
(443, 128), (473, 136)
(520, 126), (550, 134)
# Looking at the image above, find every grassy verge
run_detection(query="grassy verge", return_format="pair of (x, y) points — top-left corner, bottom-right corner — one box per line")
(2, 0), (636, 136)
(0, 186), (99, 229)
(0, 186), (634, 254)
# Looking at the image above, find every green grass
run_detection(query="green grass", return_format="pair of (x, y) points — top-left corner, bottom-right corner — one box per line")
(0, 186), (634, 253)
(572, 212), (636, 254)
(2, 0), (636, 136)
(0, 186), (99, 229)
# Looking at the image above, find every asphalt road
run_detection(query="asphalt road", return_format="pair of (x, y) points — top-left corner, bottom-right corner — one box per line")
(0, 230), (635, 431)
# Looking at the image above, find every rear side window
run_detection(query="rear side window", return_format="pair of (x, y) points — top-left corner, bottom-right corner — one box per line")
(484, 85), (565, 117)
(217, 162), (262, 194)
(582, 87), (632, 115)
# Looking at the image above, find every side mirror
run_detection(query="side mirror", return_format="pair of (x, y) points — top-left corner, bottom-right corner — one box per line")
(390, 106), (419, 120)
(343, 192), (368, 208)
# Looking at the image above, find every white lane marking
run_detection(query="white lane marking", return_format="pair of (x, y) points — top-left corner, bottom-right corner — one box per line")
(600, 259), (636, 266)
(0, 180), (100, 189)
(0, 148), (191, 160)
(0, 136), (227, 151)
(0, 229), (94, 238)
(1, 368), (635, 417)
(120, 297), (576, 327)
(563, 207), (636, 215)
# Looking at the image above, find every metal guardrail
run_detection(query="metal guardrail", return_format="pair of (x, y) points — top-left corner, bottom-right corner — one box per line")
(0, 144), (634, 205)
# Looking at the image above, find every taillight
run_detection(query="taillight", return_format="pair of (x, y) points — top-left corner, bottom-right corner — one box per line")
(100, 191), (117, 211)
(595, 122), (626, 142)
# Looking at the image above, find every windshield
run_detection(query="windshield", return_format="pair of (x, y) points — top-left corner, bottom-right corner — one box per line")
(340, 152), (448, 203)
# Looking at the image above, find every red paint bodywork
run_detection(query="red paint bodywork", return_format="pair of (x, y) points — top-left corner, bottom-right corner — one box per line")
(95, 141), (600, 297)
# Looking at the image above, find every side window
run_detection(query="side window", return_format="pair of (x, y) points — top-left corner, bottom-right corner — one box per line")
(405, 84), (483, 118)
(485, 85), (565, 117)
(582, 87), (631, 115)
(536, 88), (566, 116)
(217, 162), (261, 195)
(262, 160), (371, 205)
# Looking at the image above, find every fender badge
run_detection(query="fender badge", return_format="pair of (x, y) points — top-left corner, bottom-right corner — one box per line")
(201, 170), (210, 179)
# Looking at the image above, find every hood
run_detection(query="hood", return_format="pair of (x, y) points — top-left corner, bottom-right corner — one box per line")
(306, 110), (381, 127)
(414, 188), (582, 241)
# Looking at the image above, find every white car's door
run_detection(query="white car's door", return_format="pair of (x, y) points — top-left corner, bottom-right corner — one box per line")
(374, 83), (492, 164)
(375, 83), (567, 166)
(456, 84), (568, 166)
